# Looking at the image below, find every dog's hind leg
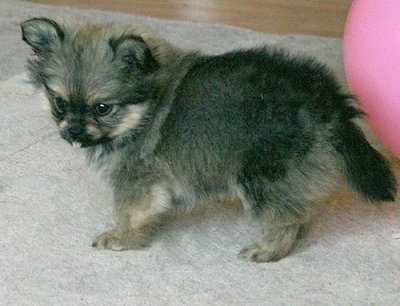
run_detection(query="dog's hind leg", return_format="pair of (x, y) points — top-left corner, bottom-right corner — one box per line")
(237, 189), (312, 262)
(236, 153), (340, 262)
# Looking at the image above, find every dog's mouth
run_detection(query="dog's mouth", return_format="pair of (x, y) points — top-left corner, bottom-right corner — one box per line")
(65, 138), (87, 149)
(65, 136), (111, 149)
(71, 141), (83, 149)
(59, 125), (113, 148)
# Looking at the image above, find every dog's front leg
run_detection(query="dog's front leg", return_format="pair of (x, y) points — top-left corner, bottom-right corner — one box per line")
(92, 183), (172, 251)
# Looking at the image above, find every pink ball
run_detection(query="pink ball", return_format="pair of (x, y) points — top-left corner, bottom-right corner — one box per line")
(344, 0), (400, 156)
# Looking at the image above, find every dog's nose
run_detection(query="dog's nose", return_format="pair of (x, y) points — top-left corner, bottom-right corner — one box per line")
(68, 125), (84, 140)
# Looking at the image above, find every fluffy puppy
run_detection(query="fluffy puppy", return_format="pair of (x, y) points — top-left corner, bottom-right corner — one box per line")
(21, 18), (397, 262)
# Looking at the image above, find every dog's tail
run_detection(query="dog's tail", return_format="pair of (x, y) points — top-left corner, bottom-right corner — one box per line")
(333, 109), (397, 202)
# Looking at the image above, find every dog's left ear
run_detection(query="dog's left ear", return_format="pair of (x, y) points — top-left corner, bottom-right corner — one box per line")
(109, 35), (159, 73)
(21, 17), (64, 56)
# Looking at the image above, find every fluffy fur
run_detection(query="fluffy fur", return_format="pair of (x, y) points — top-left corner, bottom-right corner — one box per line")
(21, 17), (397, 262)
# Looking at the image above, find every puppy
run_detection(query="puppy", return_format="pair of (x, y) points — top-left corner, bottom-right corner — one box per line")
(21, 17), (397, 262)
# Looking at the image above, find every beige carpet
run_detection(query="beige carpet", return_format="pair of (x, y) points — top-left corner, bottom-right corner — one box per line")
(1, 1), (399, 304)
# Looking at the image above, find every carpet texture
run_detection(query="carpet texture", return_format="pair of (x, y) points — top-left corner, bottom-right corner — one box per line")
(1, 1), (399, 304)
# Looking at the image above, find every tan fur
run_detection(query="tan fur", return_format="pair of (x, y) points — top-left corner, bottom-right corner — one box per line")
(46, 81), (69, 100)
(86, 124), (103, 140)
(92, 183), (172, 250)
(58, 119), (68, 131)
(110, 104), (149, 137)
(129, 184), (172, 233)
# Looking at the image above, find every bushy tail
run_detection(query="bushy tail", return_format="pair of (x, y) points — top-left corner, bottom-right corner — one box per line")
(334, 121), (397, 202)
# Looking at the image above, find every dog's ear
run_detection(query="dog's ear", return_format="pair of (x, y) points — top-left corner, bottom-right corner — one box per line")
(21, 17), (64, 56)
(109, 35), (159, 73)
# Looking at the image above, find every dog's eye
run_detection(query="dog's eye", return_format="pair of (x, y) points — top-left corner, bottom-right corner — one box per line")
(94, 103), (112, 116)
(54, 97), (68, 114)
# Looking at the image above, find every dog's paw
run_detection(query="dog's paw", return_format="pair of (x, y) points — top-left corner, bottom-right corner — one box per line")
(92, 230), (128, 251)
(92, 230), (148, 251)
(238, 243), (290, 262)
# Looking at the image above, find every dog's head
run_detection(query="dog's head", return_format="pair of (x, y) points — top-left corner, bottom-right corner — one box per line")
(21, 18), (161, 148)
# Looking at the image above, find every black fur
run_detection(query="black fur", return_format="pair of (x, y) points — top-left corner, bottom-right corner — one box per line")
(333, 121), (397, 202)
(109, 35), (160, 73)
(157, 48), (397, 209)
